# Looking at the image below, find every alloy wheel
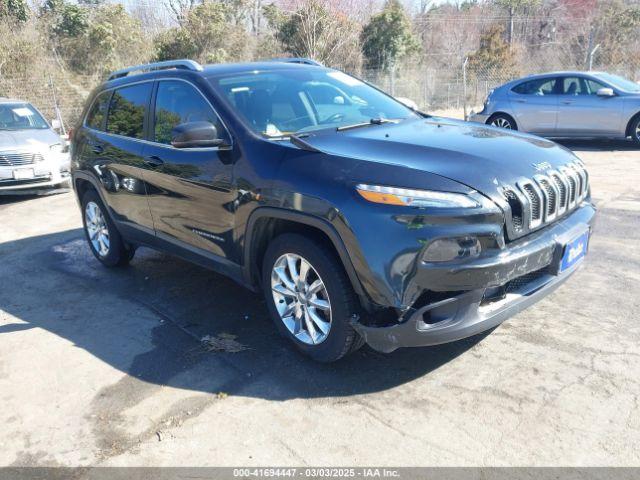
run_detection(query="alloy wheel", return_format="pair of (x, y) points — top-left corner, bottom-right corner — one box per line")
(270, 253), (332, 345)
(491, 117), (512, 129)
(85, 201), (110, 257)
(635, 122), (640, 142)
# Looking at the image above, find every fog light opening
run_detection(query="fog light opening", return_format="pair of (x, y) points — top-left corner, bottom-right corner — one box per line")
(423, 236), (481, 262)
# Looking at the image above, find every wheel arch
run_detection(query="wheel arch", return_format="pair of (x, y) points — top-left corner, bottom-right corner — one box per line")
(74, 175), (96, 202)
(625, 111), (640, 138)
(243, 208), (372, 310)
(487, 111), (518, 130)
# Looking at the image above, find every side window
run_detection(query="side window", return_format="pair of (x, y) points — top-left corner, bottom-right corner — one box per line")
(512, 78), (557, 95)
(561, 77), (602, 95)
(585, 79), (607, 95)
(85, 91), (111, 131)
(106, 83), (152, 139)
(154, 80), (227, 146)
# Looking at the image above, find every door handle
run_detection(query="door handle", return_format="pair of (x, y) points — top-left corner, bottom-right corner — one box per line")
(562, 101), (573, 105)
(144, 155), (164, 167)
(515, 99), (527, 103)
(91, 143), (104, 154)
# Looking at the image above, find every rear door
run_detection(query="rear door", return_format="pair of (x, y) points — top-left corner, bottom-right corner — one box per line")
(141, 79), (236, 260)
(82, 82), (155, 235)
(556, 76), (623, 136)
(508, 77), (559, 134)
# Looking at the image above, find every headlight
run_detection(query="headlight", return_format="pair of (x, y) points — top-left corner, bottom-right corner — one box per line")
(356, 184), (479, 208)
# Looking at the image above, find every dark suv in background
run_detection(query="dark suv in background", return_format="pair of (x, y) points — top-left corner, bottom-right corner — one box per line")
(71, 59), (596, 362)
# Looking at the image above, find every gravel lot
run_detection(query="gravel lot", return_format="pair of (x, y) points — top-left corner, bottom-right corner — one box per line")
(0, 139), (639, 467)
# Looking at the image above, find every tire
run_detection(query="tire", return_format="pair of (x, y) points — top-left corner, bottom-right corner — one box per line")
(262, 233), (364, 362)
(81, 189), (134, 267)
(630, 115), (640, 145)
(487, 113), (517, 131)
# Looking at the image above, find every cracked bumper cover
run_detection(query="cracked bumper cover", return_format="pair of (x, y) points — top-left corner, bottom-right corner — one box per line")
(352, 203), (596, 353)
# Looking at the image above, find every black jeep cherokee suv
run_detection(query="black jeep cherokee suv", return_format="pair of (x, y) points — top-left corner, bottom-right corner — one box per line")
(71, 59), (596, 362)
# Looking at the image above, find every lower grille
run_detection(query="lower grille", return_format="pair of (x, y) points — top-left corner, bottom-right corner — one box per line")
(0, 176), (51, 187)
(504, 267), (550, 293)
(481, 266), (551, 305)
(0, 152), (43, 166)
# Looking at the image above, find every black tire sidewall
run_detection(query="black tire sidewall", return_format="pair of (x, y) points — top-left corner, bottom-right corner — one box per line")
(262, 234), (360, 362)
(632, 117), (640, 145)
(488, 113), (517, 131)
(81, 190), (129, 267)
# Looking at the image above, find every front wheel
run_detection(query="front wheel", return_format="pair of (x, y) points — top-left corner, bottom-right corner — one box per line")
(488, 113), (517, 130)
(630, 115), (640, 145)
(262, 234), (364, 362)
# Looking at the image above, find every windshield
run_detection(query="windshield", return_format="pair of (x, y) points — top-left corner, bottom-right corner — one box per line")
(209, 69), (418, 137)
(0, 103), (49, 130)
(594, 73), (640, 93)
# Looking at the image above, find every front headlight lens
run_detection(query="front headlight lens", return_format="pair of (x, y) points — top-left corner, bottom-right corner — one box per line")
(356, 184), (479, 208)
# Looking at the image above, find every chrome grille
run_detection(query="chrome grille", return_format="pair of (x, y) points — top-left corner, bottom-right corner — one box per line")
(550, 173), (568, 215)
(504, 189), (523, 231)
(503, 162), (589, 239)
(537, 177), (558, 221)
(0, 151), (42, 166)
(522, 183), (542, 228)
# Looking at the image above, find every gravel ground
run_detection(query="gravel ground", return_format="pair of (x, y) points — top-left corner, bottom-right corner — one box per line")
(0, 139), (639, 467)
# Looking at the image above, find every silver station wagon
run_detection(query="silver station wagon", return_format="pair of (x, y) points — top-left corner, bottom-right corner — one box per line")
(0, 98), (71, 193)
(469, 71), (640, 144)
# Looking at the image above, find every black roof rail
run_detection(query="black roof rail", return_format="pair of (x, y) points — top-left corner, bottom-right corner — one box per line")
(270, 57), (323, 66)
(107, 59), (203, 81)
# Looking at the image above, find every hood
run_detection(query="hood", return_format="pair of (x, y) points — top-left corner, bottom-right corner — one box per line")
(302, 117), (579, 201)
(0, 128), (62, 151)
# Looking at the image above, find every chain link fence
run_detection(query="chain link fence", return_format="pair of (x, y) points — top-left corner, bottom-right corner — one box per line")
(362, 57), (640, 118)
(0, 70), (98, 132)
(1, 58), (638, 130)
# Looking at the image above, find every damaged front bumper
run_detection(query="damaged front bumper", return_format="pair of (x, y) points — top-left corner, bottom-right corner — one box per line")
(352, 203), (596, 353)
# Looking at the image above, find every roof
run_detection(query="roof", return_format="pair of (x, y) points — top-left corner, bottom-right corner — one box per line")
(103, 59), (328, 87)
(515, 71), (606, 80)
(201, 60), (327, 77)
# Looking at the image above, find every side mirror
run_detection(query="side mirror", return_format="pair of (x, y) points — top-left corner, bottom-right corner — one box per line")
(171, 121), (227, 148)
(597, 87), (615, 97)
(51, 118), (61, 130)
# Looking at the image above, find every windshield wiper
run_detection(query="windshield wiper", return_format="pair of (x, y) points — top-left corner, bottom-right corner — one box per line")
(336, 118), (399, 132)
(269, 133), (322, 153)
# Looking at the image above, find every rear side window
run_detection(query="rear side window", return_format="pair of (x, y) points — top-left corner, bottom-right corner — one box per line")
(153, 80), (227, 145)
(106, 83), (152, 139)
(85, 91), (111, 131)
(512, 78), (557, 96)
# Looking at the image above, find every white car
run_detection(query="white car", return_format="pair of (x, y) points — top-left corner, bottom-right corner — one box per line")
(0, 98), (71, 193)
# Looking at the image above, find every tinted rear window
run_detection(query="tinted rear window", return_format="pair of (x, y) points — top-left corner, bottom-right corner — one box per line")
(512, 78), (557, 95)
(85, 91), (111, 131)
(106, 83), (152, 139)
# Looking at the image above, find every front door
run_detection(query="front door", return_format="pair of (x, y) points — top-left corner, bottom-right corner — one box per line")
(556, 76), (623, 136)
(142, 79), (236, 260)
